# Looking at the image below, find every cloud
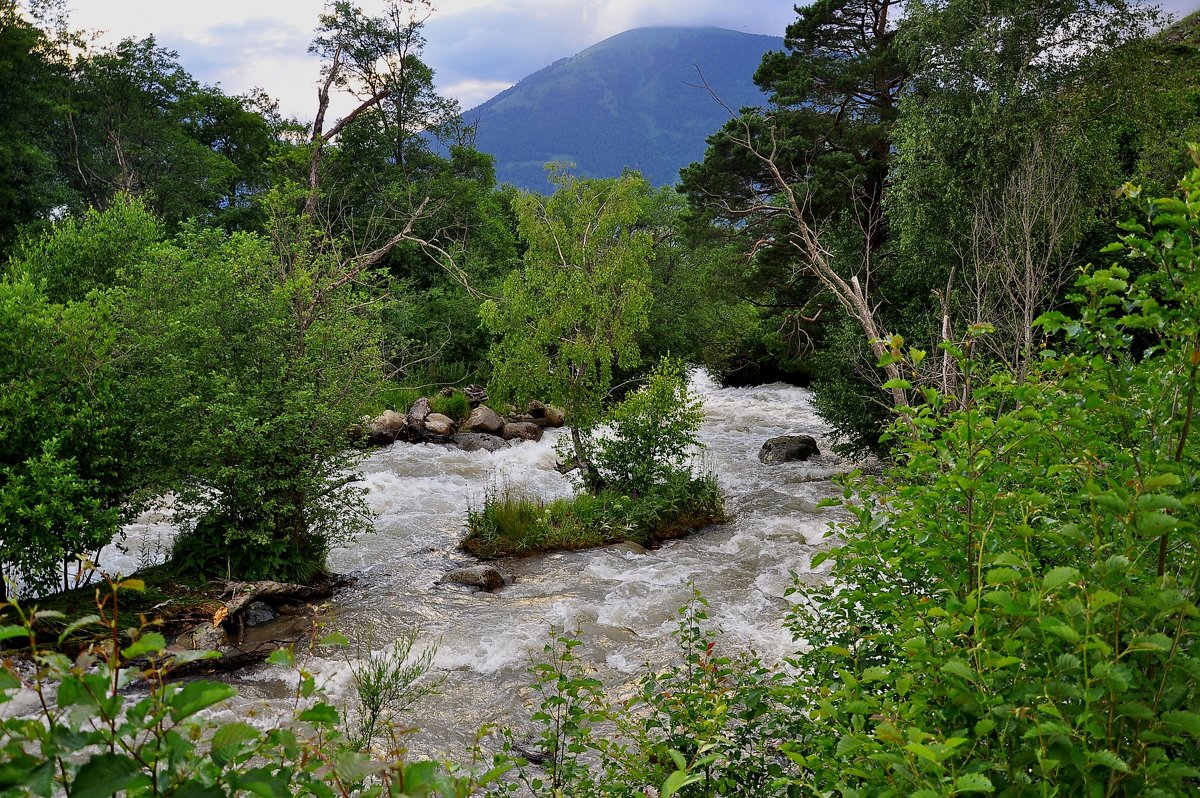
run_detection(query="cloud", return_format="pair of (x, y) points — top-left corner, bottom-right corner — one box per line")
(66, 0), (1200, 121)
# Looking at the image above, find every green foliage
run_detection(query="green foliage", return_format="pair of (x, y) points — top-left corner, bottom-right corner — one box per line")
(0, 580), (503, 797)
(0, 271), (137, 598)
(6, 195), (164, 302)
(482, 168), (654, 478)
(589, 357), (704, 496)
(462, 473), (726, 559)
(347, 627), (444, 753)
(491, 595), (800, 797)
(778, 156), (1200, 795)
(430, 391), (471, 423)
(114, 196), (388, 582)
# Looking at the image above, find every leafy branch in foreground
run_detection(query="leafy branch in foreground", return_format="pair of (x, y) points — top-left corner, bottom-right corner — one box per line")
(0, 577), (506, 796)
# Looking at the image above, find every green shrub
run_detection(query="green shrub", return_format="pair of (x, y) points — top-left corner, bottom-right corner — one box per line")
(430, 390), (471, 422)
(590, 357), (704, 496)
(774, 153), (1200, 796)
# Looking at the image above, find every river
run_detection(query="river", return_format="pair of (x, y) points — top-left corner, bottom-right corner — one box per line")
(109, 372), (851, 759)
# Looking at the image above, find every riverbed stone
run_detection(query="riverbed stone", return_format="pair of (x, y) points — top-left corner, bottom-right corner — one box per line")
(179, 621), (228, 651)
(424, 413), (455, 436)
(442, 565), (507, 591)
(242, 601), (277, 627)
(759, 434), (820, 464)
(407, 397), (432, 425)
(461, 405), (505, 434)
(368, 410), (409, 445)
(501, 421), (543, 442)
(451, 432), (510, 453)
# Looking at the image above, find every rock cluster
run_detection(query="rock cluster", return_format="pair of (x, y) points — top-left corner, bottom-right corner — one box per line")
(364, 394), (565, 452)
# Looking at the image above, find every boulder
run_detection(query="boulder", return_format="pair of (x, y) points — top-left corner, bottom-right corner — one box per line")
(442, 565), (507, 592)
(758, 434), (820, 464)
(407, 396), (431, 425)
(528, 401), (565, 428)
(501, 421), (543, 442)
(242, 601), (278, 627)
(461, 405), (505, 434)
(451, 433), (510, 453)
(424, 413), (455, 437)
(178, 621), (228, 651)
(368, 410), (409, 445)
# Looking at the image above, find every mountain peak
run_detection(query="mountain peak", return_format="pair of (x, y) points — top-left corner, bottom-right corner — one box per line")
(462, 27), (782, 191)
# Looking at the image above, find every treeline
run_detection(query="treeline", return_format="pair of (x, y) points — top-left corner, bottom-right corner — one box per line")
(0, 0), (750, 596)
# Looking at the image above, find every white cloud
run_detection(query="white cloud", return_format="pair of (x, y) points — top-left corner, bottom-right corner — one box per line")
(62, 0), (1200, 120)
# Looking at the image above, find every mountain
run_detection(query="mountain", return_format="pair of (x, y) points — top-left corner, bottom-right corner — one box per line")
(460, 27), (783, 191)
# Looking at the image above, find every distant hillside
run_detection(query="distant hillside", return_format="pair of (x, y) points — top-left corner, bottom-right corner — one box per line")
(461, 27), (782, 191)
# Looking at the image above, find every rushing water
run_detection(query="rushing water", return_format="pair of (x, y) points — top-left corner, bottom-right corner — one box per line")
(102, 372), (852, 758)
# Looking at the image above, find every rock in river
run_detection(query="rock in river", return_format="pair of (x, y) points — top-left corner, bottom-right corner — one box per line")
(758, 434), (819, 464)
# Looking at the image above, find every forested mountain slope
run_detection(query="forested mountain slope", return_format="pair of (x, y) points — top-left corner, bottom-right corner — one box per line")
(462, 27), (782, 190)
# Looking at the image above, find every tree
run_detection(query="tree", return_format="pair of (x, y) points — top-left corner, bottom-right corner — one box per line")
(482, 169), (654, 489)
(0, 278), (130, 598)
(62, 36), (279, 228)
(679, 0), (912, 450)
(0, 1), (71, 256)
(114, 193), (393, 582)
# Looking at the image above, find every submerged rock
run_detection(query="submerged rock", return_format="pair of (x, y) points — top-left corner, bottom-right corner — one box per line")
(451, 432), (509, 453)
(242, 601), (277, 627)
(442, 565), (508, 592)
(759, 434), (819, 464)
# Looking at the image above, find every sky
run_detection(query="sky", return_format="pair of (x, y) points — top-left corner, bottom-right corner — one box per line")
(66, 0), (1200, 121)
(65, 1), (799, 119)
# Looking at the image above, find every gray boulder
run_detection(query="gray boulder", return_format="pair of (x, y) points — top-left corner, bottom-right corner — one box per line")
(501, 421), (543, 442)
(528, 401), (565, 428)
(407, 397), (431, 425)
(759, 434), (820, 464)
(452, 433), (510, 453)
(462, 405), (505, 434)
(368, 410), (409, 445)
(424, 413), (455, 436)
(178, 621), (228, 651)
(442, 565), (507, 592)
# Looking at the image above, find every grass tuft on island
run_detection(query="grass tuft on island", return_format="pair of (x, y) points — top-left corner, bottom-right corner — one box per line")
(462, 472), (728, 559)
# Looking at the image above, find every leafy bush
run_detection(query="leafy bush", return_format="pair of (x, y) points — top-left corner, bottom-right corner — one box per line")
(492, 594), (799, 798)
(0, 579), (504, 797)
(775, 151), (1200, 796)
(431, 391), (471, 423)
(590, 357), (704, 496)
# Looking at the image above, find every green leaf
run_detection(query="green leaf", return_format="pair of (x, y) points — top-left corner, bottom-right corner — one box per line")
(168, 680), (236, 722)
(954, 773), (995, 793)
(0, 625), (28, 642)
(0, 668), (20, 691)
(298, 702), (340, 725)
(1162, 711), (1200, 737)
(122, 632), (167, 660)
(1042, 567), (1079, 592)
(662, 768), (698, 798)
(1089, 749), (1131, 773)
(211, 721), (261, 752)
(941, 659), (977, 682)
(69, 754), (141, 798)
(985, 568), (1021, 585)
(266, 649), (294, 668)
(318, 632), (350, 647)
(57, 615), (101, 644)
